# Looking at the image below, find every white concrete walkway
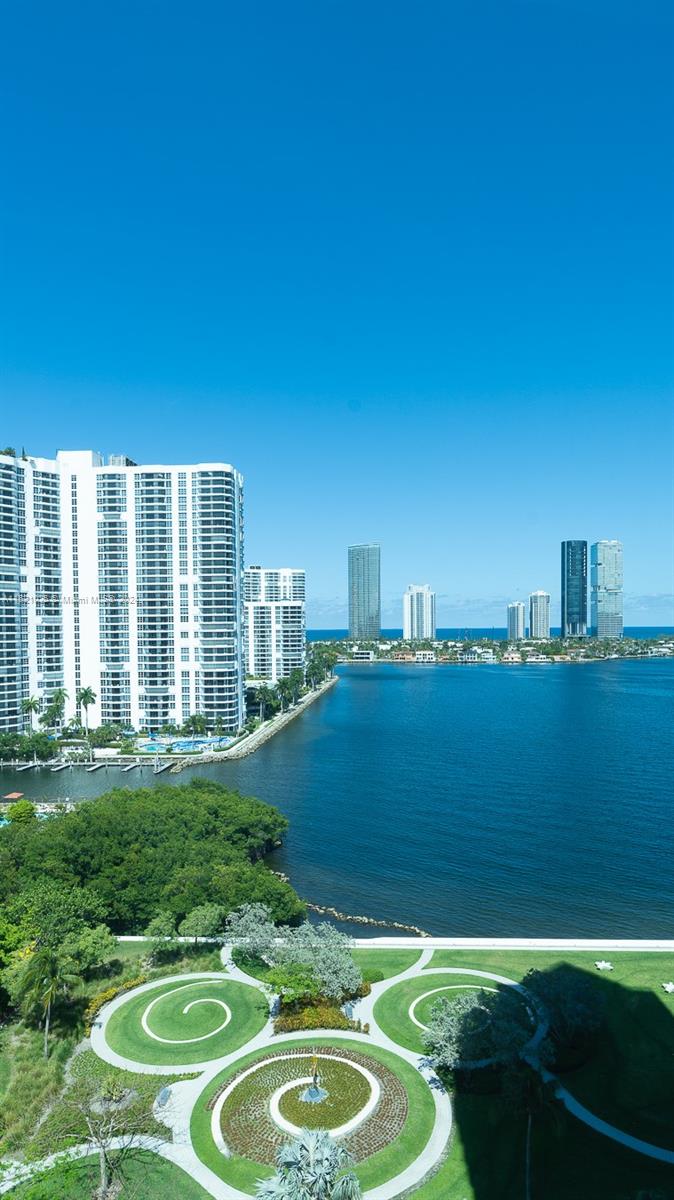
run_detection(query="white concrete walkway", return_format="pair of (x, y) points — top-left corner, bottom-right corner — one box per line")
(6, 941), (674, 1196)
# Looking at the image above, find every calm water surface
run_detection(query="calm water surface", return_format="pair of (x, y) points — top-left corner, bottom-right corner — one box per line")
(2, 659), (673, 937)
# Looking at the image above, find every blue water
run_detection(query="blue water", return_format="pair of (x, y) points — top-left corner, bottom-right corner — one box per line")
(308, 626), (674, 641)
(1, 658), (673, 937)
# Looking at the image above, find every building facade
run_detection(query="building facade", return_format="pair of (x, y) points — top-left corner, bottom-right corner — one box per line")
(529, 590), (551, 639)
(348, 543), (381, 639)
(243, 567), (306, 683)
(591, 540), (623, 637)
(561, 540), (588, 637)
(403, 584), (436, 641)
(0, 449), (245, 734)
(506, 601), (526, 641)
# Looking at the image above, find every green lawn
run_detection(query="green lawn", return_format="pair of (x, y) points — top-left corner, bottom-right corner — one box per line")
(352, 948), (422, 982)
(233, 946), (421, 986)
(5, 1151), (212, 1199)
(190, 1036), (435, 1195)
(426, 950), (674, 1150)
(374, 971), (530, 1054)
(104, 976), (269, 1066)
(413, 1091), (674, 1200)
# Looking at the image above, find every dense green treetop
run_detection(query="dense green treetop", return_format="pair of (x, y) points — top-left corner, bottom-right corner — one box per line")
(0, 780), (303, 933)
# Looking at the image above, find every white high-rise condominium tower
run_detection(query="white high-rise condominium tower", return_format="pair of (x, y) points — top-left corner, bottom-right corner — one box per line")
(0, 449), (245, 733)
(591, 540), (623, 637)
(507, 602), (526, 641)
(243, 567), (306, 683)
(402, 585), (436, 641)
(529, 590), (551, 639)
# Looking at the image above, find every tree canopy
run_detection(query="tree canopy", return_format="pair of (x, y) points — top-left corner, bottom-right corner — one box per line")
(0, 780), (304, 933)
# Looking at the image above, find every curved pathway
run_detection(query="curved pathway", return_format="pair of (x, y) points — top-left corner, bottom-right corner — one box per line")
(9, 943), (674, 1197)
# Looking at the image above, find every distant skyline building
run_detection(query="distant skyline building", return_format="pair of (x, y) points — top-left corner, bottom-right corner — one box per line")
(348, 544), (381, 639)
(507, 602), (526, 642)
(403, 584), (436, 641)
(243, 567), (306, 683)
(561, 540), (588, 637)
(591, 540), (624, 638)
(0, 449), (245, 734)
(529, 590), (551, 639)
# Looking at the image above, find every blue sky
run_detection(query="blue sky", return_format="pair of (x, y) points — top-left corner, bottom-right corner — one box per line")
(2, 1), (673, 626)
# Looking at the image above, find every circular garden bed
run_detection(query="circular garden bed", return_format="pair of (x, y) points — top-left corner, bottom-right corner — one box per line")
(104, 976), (269, 1066)
(191, 1037), (436, 1194)
(374, 970), (536, 1054)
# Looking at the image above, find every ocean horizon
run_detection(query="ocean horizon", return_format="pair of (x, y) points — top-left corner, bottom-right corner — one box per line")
(308, 626), (674, 641)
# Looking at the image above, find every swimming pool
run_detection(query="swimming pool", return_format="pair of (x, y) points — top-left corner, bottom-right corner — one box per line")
(138, 736), (233, 753)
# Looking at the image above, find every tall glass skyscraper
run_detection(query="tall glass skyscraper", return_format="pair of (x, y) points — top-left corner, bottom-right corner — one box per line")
(348, 544), (381, 639)
(591, 540), (623, 637)
(561, 540), (588, 637)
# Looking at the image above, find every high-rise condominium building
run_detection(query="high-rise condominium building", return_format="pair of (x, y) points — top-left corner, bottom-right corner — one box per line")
(0, 449), (245, 734)
(529, 590), (551, 639)
(403, 585), (436, 641)
(561, 540), (588, 637)
(591, 540), (623, 638)
(348, 544), (381, 639)
(243, 567), (306, 683)
(507, 601), (526, 641)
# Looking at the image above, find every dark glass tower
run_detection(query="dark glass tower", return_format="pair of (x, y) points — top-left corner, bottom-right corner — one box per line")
(561, 540), (588, 637)
(348, 544), (381, 639)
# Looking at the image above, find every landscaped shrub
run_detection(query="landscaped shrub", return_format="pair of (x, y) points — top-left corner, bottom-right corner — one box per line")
(84, 975), (147, 1033)
(274, 1003), (358, 1033)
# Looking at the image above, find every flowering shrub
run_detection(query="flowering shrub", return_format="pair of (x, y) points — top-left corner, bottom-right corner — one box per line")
(215, 1047), (408, 1164)
(275, 1003), (357, 1033)
(84, 975), (147, 1033)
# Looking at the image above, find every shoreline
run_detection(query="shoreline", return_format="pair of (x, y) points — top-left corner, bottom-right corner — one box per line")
(219, 674), (338, 759)
(0, 675), (339, 776)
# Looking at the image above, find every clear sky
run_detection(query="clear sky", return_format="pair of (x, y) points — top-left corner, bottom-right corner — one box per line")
(2, 1), (673, 627)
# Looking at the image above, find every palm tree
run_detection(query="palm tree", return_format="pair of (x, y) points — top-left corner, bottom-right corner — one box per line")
(288, 668), (305, 705)
(21, 696), (40, 733)
(275, 678), (293, 713)
(17, 946), (80, 1059)
(502, 1060), (562, 1200)
(256, 1130), (361, 1200)
(76, 686), (96, 731)
(45, 687), (69, 732)
(257, 685), (274, 721)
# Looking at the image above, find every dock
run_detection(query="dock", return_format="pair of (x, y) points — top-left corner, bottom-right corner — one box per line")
(121, 762), (140, 772)
(50, 762), (69, 772)
(152, 760), (173, 775)
(16, 762), (38, 772)
(85, 762), (105, 772)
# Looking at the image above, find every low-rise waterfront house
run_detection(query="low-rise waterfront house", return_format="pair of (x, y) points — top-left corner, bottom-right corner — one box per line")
(414, 650), (436, 663)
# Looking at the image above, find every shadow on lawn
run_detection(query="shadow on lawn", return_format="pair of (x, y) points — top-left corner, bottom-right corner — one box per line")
(444, 963), (674, 1200)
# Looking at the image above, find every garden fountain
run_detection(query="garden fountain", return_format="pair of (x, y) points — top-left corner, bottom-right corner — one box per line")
(300, 1053), (328, 1104)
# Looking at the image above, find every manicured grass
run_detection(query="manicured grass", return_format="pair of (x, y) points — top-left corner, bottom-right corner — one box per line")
(233, 947), (422, 986)
(190, 1037), (435, 1195)
(105, 976), (269, 1066)
(426, 950), (674, 1149)
(412, 1093), (674, 1200)
(352, 948), (422, 982)
(6, 1151), (212, 1199)
(374, 971), (530, 1054)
